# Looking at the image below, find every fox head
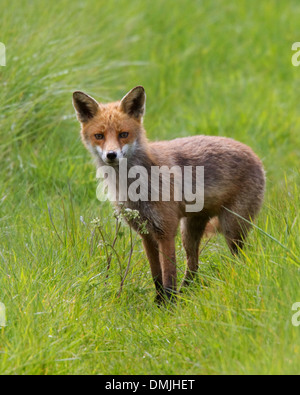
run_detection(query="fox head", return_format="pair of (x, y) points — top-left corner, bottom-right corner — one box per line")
(73, 86), (146, 165)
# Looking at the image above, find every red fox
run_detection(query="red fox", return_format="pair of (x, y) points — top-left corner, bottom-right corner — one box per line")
(73, 86), (265, 303)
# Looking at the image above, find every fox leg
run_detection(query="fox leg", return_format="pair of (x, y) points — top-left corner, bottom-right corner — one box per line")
(180, 217), (208, 288)
(142, 234), (163, 299)
(219, 205), (252, 255)
(157, 238), (177, 302)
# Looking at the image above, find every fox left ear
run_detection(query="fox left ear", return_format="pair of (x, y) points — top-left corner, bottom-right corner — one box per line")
(72, 91), (99, 123)
(120, 86), (146, 121)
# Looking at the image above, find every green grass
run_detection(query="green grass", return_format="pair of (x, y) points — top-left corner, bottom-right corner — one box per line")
(0, 0), (300, 375)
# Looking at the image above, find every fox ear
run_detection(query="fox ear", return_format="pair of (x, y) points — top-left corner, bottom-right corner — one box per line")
(72, 91), (99, 123)
(120, 86), (146, 120)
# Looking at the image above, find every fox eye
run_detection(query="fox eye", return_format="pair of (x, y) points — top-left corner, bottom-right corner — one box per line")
(119, 132), (129, 139)
(94, 133), (104, 140)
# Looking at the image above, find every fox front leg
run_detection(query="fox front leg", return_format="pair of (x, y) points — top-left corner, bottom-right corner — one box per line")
(157, 238), (177, 303)
(142, 235), (164, 302)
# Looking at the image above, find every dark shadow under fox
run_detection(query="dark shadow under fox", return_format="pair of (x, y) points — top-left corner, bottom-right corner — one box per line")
(73, 86), (266, 304)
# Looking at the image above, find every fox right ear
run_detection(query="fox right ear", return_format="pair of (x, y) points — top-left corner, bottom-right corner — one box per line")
(72, 91), (99, 123)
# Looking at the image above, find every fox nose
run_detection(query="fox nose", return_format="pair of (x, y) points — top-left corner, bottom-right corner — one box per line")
(106, 151), (117, 161)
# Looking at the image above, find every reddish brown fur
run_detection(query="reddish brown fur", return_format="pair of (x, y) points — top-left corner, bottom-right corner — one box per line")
(73, 86), (266, 303)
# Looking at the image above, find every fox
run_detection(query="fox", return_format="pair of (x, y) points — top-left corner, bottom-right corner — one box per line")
(72, 86), (265, 304)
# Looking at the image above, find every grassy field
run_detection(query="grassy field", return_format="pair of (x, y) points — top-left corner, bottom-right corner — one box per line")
(0, 0), (300, 375)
